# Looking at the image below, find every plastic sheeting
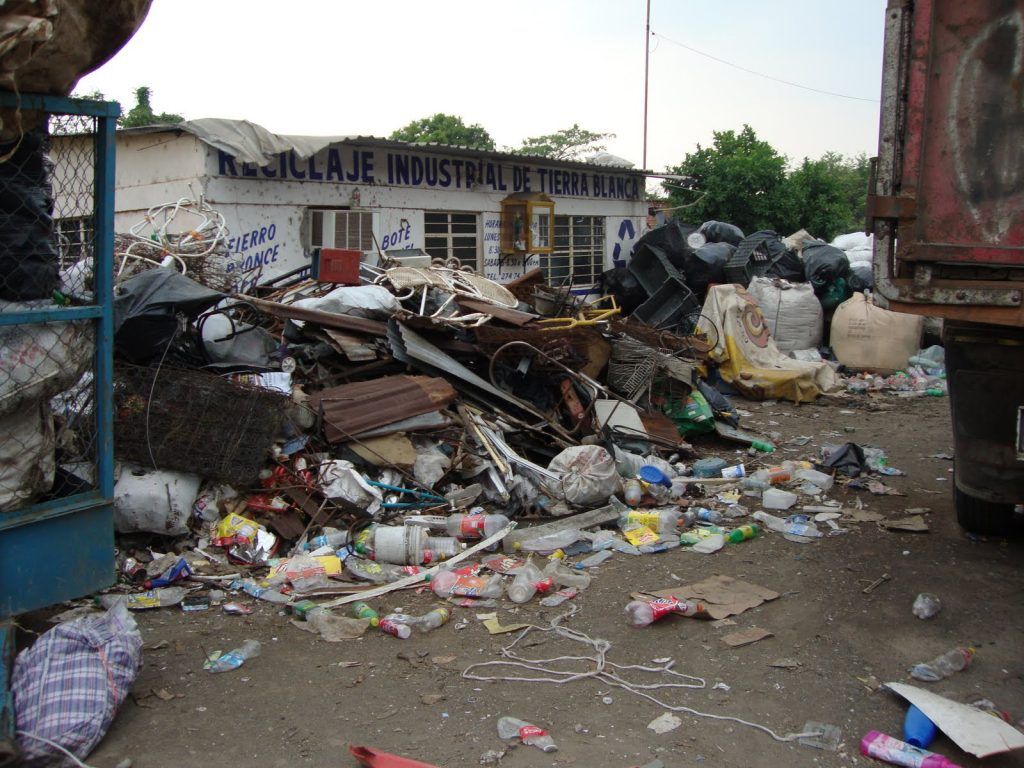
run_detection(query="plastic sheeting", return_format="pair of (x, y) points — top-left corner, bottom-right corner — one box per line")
(178, 118), (353, 166)
(696, 285), (838, 403)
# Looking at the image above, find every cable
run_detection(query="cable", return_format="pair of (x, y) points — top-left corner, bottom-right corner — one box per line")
(144, 323), (180, 469)
(463, 606), (817, 744)
(651, 31), (879, 103)
(17, 732), (98, 768)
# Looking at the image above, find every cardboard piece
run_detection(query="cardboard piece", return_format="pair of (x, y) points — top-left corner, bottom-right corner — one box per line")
(477, 613), (531, 635)
(636, 575), (780, 620)
(349, 434), (417, 467)
(880, 515), (930, 532)
(722, 627), (773, 647)
(885, 682), (1024, 758)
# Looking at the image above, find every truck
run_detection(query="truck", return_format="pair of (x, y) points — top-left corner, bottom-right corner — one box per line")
(868, 0), (1024, 535)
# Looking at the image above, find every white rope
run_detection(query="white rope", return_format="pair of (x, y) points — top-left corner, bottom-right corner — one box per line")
(17, 731), (98, 768)
(462, 606), (816, 743)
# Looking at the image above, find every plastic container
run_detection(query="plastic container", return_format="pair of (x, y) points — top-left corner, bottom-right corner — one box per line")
(384, 607), (451, 633)
(693, 457), (727, 478)
(903, 705), (938, 749)
(206, 639), (261, 673)
(625, 596), (704, 626)
(379, 617), (411, 639)
(752, 511), (822, 538)
(623, 478), (643, 506)
(497, 717), (557, 752)
(638, 465), (672, 488)
(762, 487), (798, 510)
(618, 508), (681, 535)
(303, 528), (349, 551)
(912, 593), (941, 620)
(507, 561), (554, 604)
(720, 463), (746, 479)
(727, 524), (758, 543)
(795, 468), (834, 492)
(860, 731), (961, 768)
(910, 647), (975, 682)
(373, 524), (427, 565)
(230, 578), (291, 604)
(543, 560), (592, 590)
(445, 512), (510, 540)
(352, 602), (380, 627)
(430, 570), (504, 599)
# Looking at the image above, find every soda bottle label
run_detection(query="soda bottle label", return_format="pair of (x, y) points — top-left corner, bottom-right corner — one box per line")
(445, 575), (490, 596)
(519, 725), (548, 741)
(399, 566), (423, 576)
(534, 577), (555, 594)
(627, 511), (662, 530)
(460, 515), (487, 538)
(378, 618), (407, 638)
(648, 597), (682, 620)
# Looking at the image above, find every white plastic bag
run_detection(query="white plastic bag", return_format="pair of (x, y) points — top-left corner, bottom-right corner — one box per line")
(13, 601), (143, 765)
(318, 459), (382, 514)
(0, 401), (55, 512)
(831, 231), (872, 251)
(547, 446), (623, 507)
(290, 284), (399, 324)
(113, 464), (201, 535)
(747, 277), (823, 352)
(412, 438), (451, 488)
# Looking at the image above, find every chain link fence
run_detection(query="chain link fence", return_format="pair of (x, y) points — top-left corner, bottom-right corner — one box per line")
(0, 112), (100, 511)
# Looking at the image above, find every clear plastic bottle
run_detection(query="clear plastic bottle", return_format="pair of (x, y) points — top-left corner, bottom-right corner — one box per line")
(695, 507), (722, 524)
(575, 550), (613, 569)
(618, 508), (681, 535)
(446, 512), (510, 539)
(206, 639), (261, 673)
(543, 560), (592, 590)
(517, 528), (584, 553)
(752, 510), (821, 537)
(497, 717), (558, 752)
(507, 560), (553, 604)
(385, 607), (451, 632)
(303, 527), (350, 551)
(430, 570), (504, 599)
(623, 478), (643, 506)
(625, 596), (704, 626)
(378, 617), (411, 639)
(100, 586), (190, 611)
(909, 647), (975, 682)
(425, 536), (462, 559)
(230, 578), (291, 604)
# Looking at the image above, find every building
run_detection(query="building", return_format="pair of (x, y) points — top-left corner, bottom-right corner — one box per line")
(52, 118), (649, 293)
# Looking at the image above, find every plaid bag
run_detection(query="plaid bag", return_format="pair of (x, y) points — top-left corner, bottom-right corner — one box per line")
(12, 601), (143, 765)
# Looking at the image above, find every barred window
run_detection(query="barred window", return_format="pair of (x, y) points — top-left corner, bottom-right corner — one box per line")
(425, 212), (478, 268)
(541, 215), (606, 287)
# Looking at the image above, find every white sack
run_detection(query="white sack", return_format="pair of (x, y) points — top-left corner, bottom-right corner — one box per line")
(831, 231), (873, 251)
(547, 445), (623, 507)
(318, 459), (382, 514)
(290, 285), (398, 325)
(113, 464), (202, 535)
(0, 401), (55, 512)
(747, 277), (823, 352)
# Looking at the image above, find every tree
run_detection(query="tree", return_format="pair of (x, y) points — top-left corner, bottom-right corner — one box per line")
(664, 125), (788, 235)
(119, 86), (183, 128)
(778, 152), (871, 241)
(389, 113), (495, 150)
(514, 123), (615, 161)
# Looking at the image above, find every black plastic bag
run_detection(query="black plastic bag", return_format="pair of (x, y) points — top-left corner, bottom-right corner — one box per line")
(848, 263), (874, 292)
(696, 378), (739, 427)
(765, 249), (806, 282)
(599, 266), (648, 314)
(699, 220), (745, 247)
(681, 242), (732, 299)
(821, 442), (866, 477)
(802, 242), (851, 292)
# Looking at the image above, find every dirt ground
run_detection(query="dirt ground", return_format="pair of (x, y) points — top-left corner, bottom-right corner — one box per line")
(31, 394), (1024, 768)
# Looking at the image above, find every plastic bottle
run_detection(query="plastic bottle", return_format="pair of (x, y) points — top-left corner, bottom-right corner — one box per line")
(497, 717), (558, 753)
(206, 639), (261, 673)
(430, 570), (504, 599)
(860, 731), (961, 768)
(517, 528), (584, 554)
(543, 560), (592, 590)
(507, 560), (553, 604)
(425, 536), (461, 559)
(623, 478), (643, 506)
(352, 602), (380, 627)
(909, 647), (975, 682)
(446, 512), (510, 540)
(752, 510), (821, 537)
(378, 617), (411, 639)
(575, 550), (613, 569)
(625, 596), (704, 626)
(618, 508), (681, 535)
(727, 524), (758, 543)
(385, 607), (451, 632)
(230, 578), (291, 604)
(741, 473), (770, 494)
(762, 487), (798, 510)
(694, 507), (722, 524)
(303, 528), (350, 551)
(903, 705), (938, 749)
(750, 439), (775, 453)
(99, 586), (191, 611)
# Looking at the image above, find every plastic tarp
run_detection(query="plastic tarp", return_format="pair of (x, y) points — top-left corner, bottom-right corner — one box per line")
(178, 118), (353, 167)
(696, 285), (838, 403)
(747, 277), (823, 352)
(289, 284), (399, 324)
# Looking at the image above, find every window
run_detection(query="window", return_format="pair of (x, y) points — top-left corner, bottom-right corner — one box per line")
(425, 212), (478, 267)
(55, 215), (93, 267)
(541, 215), (606, 287)
(307, 208), (373, 251)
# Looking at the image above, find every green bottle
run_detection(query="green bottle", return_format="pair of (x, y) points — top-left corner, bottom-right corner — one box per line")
(750, 440), (775, 453)
(727, 524), (758, 544)
(352, 601), (380, 626)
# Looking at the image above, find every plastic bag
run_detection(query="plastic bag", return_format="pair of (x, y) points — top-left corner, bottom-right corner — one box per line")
(0, 402), (55, 513)
(699, 220), (745, 247)
(318, 459), (383, 514)
(547, 446), (623, 507)
(113, 464), (201, 535)
(747, 277), (823, 352)
(802, 243), (851, 292)
(290, 284), (399, 323)
(821, 442), (867, 477)
(683, 242), (733, 298)
(412, 438), (451, 488)
(13, 601), (143, 765)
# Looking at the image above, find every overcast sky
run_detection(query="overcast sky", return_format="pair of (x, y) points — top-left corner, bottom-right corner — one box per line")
(77, 0), (886, 173)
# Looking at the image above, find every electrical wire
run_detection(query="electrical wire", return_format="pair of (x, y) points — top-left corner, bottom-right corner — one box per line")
(463, 606), (818, 744)
(17, 732), (98, 768)
(651, 30), (879, 103)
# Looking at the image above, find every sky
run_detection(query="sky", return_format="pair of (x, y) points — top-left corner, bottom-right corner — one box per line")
(77, 0), (886, 174)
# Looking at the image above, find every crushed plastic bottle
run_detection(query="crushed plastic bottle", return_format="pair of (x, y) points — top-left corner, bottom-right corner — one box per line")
(517, 528), (585, 553)
(303, 527), (350, 551)
(543, 560), (592, 590)
(383, 607), (451, 632)
(446, 511), (510, 540)
(912, 593), (942, 620)
(507, 560), (554, 603)
(694, 507), (722, 524)
(575, 550), (613, 569)
(497, 717), (557, 752)
(860, 731), (961, 768)
(99, 586), (190, 611)
(618, 508), (681, 535)
(378, 617), (411, 639)
(430, 570), (504, 599)
(752, 511), (822, 539)
(205, 639), (261, 673)
(909, 647), (975, 682)
(229, 578), (291, 604)
(625, 596), (705, 626)
(540, 587), (578, 607)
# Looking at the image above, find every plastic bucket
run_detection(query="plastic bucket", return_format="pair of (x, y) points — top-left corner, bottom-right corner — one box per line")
(373, 525), (426, 565)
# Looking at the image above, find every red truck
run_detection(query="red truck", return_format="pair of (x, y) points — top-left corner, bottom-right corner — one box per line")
(869, 0), (1024, 534)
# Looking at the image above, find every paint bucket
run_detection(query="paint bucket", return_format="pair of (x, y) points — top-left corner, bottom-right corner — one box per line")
(373, 524), (426, 565)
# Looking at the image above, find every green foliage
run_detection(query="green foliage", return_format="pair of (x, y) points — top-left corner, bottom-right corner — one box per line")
(118, 86), (183, 129)
(665, 126), (872, 242)
(514, 123), (614, 161)
(389, 113), (495, 151)
(665, 125), (788, 236)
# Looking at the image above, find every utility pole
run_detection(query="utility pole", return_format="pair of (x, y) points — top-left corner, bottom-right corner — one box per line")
(643, 0), (651, 170)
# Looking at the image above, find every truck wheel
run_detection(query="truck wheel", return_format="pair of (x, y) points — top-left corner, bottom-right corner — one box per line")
(954, 485), (1023, 536)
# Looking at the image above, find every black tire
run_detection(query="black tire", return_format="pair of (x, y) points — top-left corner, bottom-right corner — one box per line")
(954, 485), (1023, 536)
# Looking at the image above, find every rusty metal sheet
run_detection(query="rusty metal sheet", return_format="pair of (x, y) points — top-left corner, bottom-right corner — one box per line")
(308, 374), (457, 443)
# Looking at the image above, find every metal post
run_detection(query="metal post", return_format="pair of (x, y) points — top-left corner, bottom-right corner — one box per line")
(643, 0), (651, 170)
(94, 105), (118, 502)
(0, 622), (17, 765)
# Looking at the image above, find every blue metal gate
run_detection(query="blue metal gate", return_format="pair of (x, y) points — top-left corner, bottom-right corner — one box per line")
(0, 93), (118, 758)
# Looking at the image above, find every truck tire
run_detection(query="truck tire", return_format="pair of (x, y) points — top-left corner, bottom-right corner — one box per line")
(954, 485), (1023, 537)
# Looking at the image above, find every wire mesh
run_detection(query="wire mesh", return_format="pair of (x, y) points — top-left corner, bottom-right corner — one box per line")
(0, 113), (100, 511)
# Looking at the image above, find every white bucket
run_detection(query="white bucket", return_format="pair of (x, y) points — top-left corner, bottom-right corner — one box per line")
(374, 524), (426, 565)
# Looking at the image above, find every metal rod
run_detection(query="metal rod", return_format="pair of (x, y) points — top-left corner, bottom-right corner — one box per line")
(643, 0), (651, 170)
